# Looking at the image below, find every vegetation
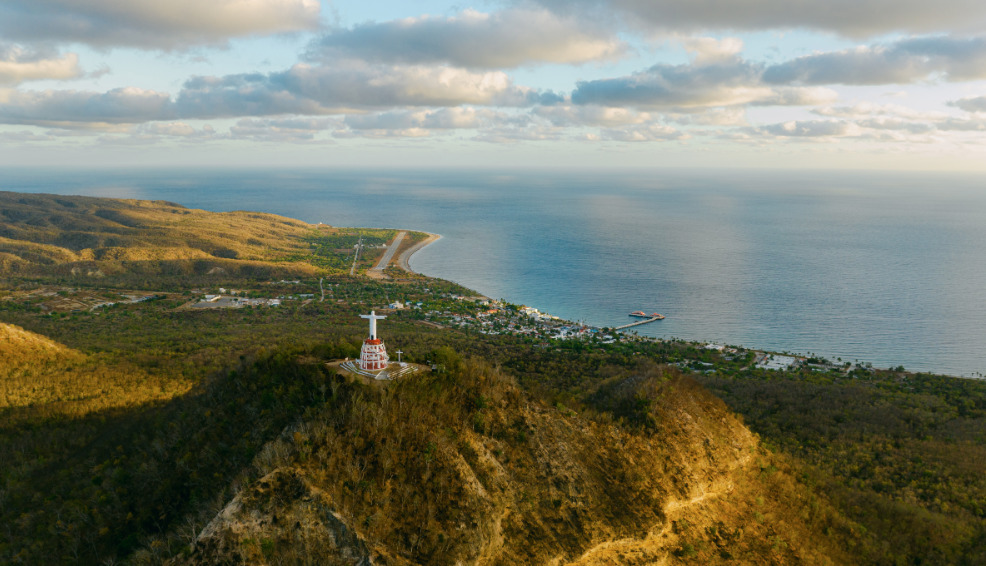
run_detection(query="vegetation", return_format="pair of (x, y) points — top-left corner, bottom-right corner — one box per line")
(700, 369), (986, 564)
(2, 191), (985, 564)
(0, 190), (406, 287)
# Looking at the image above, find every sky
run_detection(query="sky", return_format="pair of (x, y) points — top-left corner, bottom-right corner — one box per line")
(2, 0), (986, 170)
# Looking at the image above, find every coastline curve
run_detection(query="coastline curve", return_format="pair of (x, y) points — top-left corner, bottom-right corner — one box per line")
(397, 232), (441, 274)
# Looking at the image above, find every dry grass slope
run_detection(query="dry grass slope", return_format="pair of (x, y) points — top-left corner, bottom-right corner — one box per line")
(0, 321), (80, 363)
(0, 322), (190, 426)
(0, 191), (328, 277)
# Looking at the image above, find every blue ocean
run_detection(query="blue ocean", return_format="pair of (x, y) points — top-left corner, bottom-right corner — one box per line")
(4, 167), (985, 378)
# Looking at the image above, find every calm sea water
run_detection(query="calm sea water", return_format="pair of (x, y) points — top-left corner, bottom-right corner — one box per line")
(3, 167), (985, 377)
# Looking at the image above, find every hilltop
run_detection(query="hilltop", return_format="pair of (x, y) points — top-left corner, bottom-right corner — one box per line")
(178, 359), (854, 565)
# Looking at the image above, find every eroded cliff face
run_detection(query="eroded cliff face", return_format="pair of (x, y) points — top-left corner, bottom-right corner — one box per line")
(177, 363), (853, 565)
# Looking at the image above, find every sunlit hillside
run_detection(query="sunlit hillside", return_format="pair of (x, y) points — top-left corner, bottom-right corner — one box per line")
(0, 191), (397, 281)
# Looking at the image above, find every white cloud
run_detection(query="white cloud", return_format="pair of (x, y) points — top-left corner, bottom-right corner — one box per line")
(175, 62), (544, 118)
(763, 36), (986, 85)
(950, 96), (986, 113)
(0, 60), (550, 127)
(309, 9), (626, 69)
(599, 123), (686, 141)
(0, 129), (56, 143)
(0, 87), (175, 127)
(812, 102), (949, 121)
(0, 0), (320, 49)
(534, 105), (655, 127)
(760, 120), (858, 137)
(136, 122), (218, 138)
(0, 45), (81, 85)
(473, 124), (567, 143)
(344, 108), (491, 130)
(937, 115), (986, 131)
(667, 107), (748, 126)
(570, 58), (835, 110)
(230, 117), (338, 142)
(679, 37), (744, 63)
(333, 127), (434, 139)
(529, 0), (986, 38)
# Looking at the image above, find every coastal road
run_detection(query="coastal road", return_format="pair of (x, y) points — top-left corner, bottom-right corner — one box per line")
(369, 231), (406, 275)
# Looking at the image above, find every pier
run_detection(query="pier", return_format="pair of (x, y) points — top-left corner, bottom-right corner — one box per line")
(614, 316), (664, 330)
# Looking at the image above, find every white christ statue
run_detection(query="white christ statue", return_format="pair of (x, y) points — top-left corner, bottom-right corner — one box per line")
(360, 310), (387, 340)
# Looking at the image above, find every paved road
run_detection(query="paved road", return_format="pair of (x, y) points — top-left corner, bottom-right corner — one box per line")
(370, 231), (406, 273)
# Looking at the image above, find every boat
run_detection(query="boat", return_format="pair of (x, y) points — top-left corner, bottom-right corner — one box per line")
(629, 311), (666, 319)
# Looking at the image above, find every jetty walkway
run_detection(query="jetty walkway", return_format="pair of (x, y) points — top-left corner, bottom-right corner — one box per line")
(614, 316), (664, 330)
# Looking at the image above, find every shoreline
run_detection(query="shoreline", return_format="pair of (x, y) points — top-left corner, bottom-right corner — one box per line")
(397, 232), (441, 274)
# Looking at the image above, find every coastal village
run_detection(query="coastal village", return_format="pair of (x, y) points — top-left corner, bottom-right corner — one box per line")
(0, 279), (871, 379)
(0, 225), (874, 380)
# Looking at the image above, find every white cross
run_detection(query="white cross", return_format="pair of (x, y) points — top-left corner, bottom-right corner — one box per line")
(360, 310), (387, 339)
(395, 349), (403, 362)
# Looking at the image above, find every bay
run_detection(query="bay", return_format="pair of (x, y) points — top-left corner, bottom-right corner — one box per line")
(3, 167), (985, 377)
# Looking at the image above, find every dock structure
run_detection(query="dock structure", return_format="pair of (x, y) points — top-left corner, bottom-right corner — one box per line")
(614, 316), (664, 330)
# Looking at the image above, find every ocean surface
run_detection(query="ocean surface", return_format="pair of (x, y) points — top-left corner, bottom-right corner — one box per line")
(4, 167), (985, 378)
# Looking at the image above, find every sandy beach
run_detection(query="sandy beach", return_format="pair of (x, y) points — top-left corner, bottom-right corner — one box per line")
(397, 233), (441, 273)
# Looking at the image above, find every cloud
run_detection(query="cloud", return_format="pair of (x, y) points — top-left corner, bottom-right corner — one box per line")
(0, 44), (82, 85)
(854, 118), (936, 133)
(812, 102), (948, 121)
(937, 115), (986, 131)
(667, 107), (748, 126)
(333, 127), (435, 139)
(743, 112), (985, 141)
(570, 58), (834, 109)
(568, 35), (985, 115)
(473, 124), (567, 143)
(344, 108), (490, 130)
(230, 117), (338, 142)
(599, 123), (686, 141)
(0, 87), (175, 127)
(528, 0), (986, 38)
(534, 105), (655, 127)
(175, 62), (542, 117)
(760, 120), (857, 137)
(0, 129), (56, 143)
(308, 9), (625, 68)
(572, 59), (763, 108)
(0, 59), (552, 127)
(135, 122), (219, 138)
(763, 36), (986, 85)
(0, 0), (320, 49)
(950, 96), (986, 112)
(678, 37), (744, 63)
(801, 101), (986, 135)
